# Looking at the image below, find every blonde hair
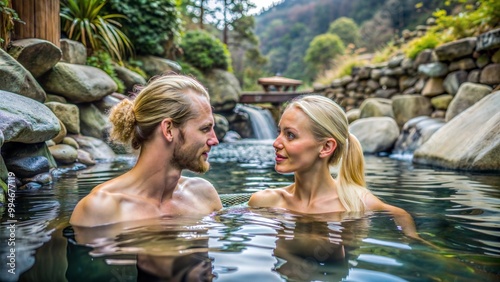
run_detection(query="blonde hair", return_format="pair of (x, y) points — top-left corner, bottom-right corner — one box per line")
(109, 74), (209, 149)
(286, 95), (369, 212)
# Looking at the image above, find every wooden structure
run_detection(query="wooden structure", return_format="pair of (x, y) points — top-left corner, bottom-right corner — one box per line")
(258, 76), (303, 92)
(239, 75), (312, 104)
(12, 0), (60, 47)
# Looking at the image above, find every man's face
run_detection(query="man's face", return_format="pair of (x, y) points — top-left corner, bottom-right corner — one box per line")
(171, 93), (219, 173)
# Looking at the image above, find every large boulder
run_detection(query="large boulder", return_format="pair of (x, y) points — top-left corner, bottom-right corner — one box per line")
(136, 55), (181, 77)
(44, 101), (80, 134)
(70, 135), (116, 160)
(0, 90), (60, 143)
(78, 103), (111, 139)
(39, 62), (117, 103)
(114, 65), (147, 94)
(349, 117), (400, 154)
(0, 48), (46, 102)
(205, 69), (241, 112)
(413, 91), (500, 171)
(8, 38), (62, 78)
(392, 116), (445, 155)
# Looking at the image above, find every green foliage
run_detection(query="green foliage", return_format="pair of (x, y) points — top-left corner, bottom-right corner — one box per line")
(106, 0), (181, 57)
(404, 32), (440, 59)
(432, 0), (500, 39)
(305, 33), (345, 72)
(180, 30), (231, 72)
(371, 41), (400, 63)
(327, 17), (361, 46)
(87, 50), (125, 93)
(60, 0), (133, 63)
(0, 0), (23, 49)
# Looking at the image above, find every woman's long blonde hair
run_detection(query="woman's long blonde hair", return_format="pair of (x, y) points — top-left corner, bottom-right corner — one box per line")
(286, 95), (369, 211)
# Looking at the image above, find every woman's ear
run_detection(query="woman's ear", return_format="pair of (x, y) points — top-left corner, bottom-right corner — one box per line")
(319, 138), (337, 159)
(160, 118), (174, 142)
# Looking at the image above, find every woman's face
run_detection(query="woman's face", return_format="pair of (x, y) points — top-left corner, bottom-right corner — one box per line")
(273, 106), (323, 174)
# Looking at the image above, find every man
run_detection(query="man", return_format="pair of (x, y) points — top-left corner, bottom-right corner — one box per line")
(70, 74), (222, 228)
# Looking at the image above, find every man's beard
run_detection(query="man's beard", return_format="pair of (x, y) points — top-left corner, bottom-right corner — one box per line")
(171, 129), (210, 173)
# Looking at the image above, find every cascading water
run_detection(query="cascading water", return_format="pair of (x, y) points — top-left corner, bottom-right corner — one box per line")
(235, 104), (277, 140)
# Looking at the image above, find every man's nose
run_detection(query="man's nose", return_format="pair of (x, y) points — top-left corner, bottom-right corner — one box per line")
(208, 129), (219, 146)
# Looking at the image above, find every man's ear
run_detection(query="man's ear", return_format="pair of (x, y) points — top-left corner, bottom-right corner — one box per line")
(319, 138), (337, 159)
(160, 118), (174, 142)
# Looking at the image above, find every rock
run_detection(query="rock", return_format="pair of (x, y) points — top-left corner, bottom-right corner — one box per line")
(114, 65), (147, 94)
(77, 149), (96, 166)
(413, 49), (434, 68)
(448, 58), (476, 72)
(393, 116), (445, 155)
(49, 144), (78, 164)
(350, 117), (400, 154)
(62, 137), (79, 149)
(476, 28), (500, 51)
(0, 90), (60, 143)
(346, 109), (361, 124)
(51, 119), (67, 144)
(60, 39), (87, 64)
(44, 101), (80, 134)
(434, 37), (477, 61)
(392, 95), (433, 127)
(78, 103), (111, 139)
(359, 98), (394, 119)
(479, 64), (500, 85)
(431, 95), (453, 110)
(0, 48), (46, 102)
(422, 77), (445, 97)
(214, 114), (229, 142)
(413, 91), (500, 171)
(39, 62), (117, 103)
(70, 135), (116, 160)
(2, 142), (57, 169)
(93, 95), (121, 114)
(137, 55), (181, 77)
(443, 70), (468, 96)
(5, 156), (50, 178)
(19, 182), (42, 190)
(45, 94), (67, 104)
(205, 69), (241, 112)
(22, 172), (53, 185)
(445, 82), (492, 122)
(418, 62), (449, 77)
(8, 38), (62, 78)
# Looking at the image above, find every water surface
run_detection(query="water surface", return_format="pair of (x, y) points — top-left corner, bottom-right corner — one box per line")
(1, 140), (499, 281)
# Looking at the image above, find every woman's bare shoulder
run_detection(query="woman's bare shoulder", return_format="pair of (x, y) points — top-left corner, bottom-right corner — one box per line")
(248, 188), (284, 208)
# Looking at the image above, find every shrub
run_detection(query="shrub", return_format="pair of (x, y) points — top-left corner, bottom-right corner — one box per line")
(404, 32), (440, 59)
(180, 30), (231, 72)
(106, 0), (181, 57)
(60, 0), (133, 63)
(327, 17), (361, 47)
(305, 33), (345, 71)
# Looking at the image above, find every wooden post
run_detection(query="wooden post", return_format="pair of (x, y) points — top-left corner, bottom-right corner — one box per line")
(12, 0), (60, 47)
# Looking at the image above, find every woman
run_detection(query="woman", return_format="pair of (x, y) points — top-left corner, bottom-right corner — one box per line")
(248, 95), (420, 239)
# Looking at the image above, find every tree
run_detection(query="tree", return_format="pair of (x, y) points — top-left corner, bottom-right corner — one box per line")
(304, 33), (345, 75)
(327, 17), (361, 47)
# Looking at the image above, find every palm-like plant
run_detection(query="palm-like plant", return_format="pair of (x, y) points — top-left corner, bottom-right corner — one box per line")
(60, 0), (133, 63)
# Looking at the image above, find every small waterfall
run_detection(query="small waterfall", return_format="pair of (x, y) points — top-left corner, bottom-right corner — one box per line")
(236, 104), (277, 140)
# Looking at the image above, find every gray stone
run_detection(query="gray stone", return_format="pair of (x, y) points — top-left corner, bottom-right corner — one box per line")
(205, 69), (241, 112)
(44, 101), (80, 134)
(413, 49), (434, 68)
(446, 82), (492, 122)
(60, 39), (87, 64)
(392, 95), (433, 127)
(78, 103), (111, 139)
(0, 90), (60, 143)
(0, 48), (46, 102)
(476, 28), (500, 51)
(479, 64), (500, 85)
(431, 94), (453, 110)
(422, 77), (445, 97)
(39, 62), (117, 103)
(70, 135), (117, 160)
(443, 70), (468, 96)
(418, 62), (448, 77)
(8, 38), (62, 78)
(5, 156), (50, 178)
(393, 116), (445, 155)
(359, 98), (394, 119)
(49, 144), (78, 164)
(350, 117), (400, 154)
(448, 58), (476, 72)
(137, 55), (181, 77)
(114, 65), (147, 94)
(434, 37), (477, 61)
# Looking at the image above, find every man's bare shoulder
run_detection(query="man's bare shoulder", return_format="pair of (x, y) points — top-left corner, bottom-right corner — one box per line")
(248, 188), (283, 208)
(180, 176), (222, 211)
(70, 182), (122, 227)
